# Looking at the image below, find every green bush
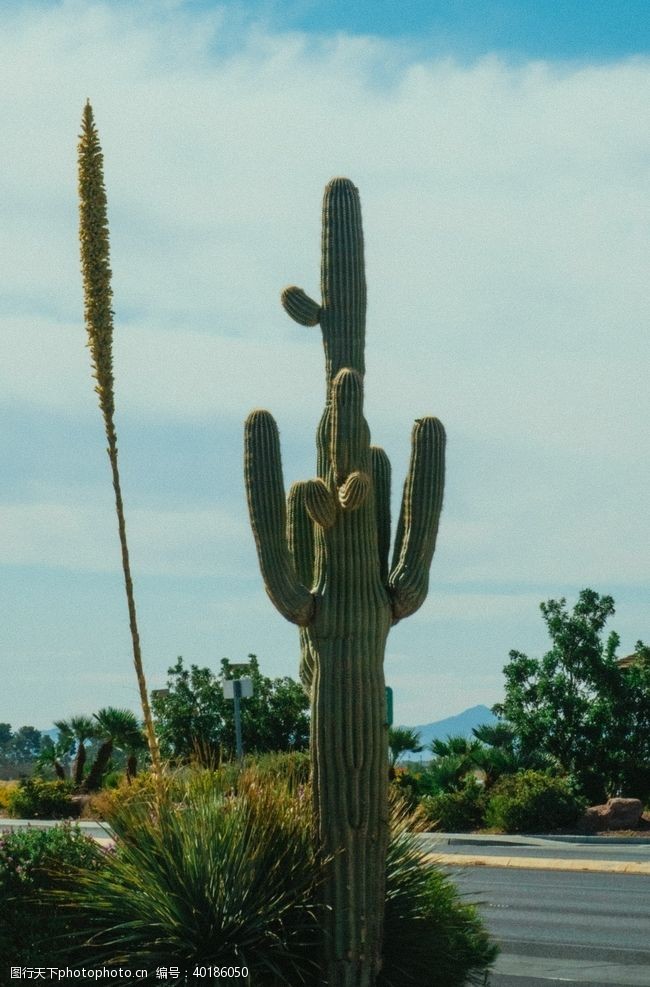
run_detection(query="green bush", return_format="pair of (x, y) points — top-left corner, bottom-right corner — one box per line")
(7, 777), (76, 819)
(485, 770), (585, 833)
(390, 766), (426, 809)
(380, 803), (497, 986)
(0, 823), (103, 965)
(420, 778), (486, 832)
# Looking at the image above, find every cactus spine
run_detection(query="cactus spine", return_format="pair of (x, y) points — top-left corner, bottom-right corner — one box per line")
(244, 179), (445, 986)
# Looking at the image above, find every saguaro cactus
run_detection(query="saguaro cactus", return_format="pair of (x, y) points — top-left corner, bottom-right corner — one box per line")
(244, 178), (445, 986)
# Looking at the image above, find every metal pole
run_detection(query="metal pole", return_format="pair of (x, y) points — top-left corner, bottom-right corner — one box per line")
(233, 678), (244, 762)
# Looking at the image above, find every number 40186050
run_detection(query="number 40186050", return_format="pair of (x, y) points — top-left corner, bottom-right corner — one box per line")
(192, 967), (249, 979)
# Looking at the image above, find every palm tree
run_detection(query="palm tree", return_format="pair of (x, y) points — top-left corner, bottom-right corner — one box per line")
(427, 735), (483, 793)
(471, 720), (540, 789)
(83, 708), (141, 792)
(388, 727), (423, 778)
(55, 716), (97, 786)
(36, 735), (69, 781)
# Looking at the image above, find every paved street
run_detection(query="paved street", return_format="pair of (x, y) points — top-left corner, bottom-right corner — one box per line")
(449, 862), (650, 986)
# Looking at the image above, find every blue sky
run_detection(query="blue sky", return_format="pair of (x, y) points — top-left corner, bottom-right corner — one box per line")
(203, 0), (650, 59)
(1, 0), (649, 730)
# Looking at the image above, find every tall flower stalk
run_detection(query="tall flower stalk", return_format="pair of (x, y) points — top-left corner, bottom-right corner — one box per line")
(78, 101), (161, 780)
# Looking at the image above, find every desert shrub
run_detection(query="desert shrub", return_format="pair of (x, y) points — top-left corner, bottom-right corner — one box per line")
(0, 780), (18, 812)
(0, 823), (104, 965)
(420, 778), (486, 832)
(7, 777), (75, 819)
(380, 802), (497, 986)
(82, 770), (158, 820)
(390, 766), (426, 809)
(485, 770), (585, 833)
(56, 765), (322, 983)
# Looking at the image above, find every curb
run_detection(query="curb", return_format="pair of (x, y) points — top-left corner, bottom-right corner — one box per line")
(426, 852), (650, 875)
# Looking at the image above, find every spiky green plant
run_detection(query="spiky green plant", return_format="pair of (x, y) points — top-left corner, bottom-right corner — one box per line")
(53, 765), (323, 984)
(77, 102), (161, 780)
(244, 178), (445, 985)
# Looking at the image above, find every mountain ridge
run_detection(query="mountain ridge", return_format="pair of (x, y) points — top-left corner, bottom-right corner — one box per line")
(400, 703), (497, 753)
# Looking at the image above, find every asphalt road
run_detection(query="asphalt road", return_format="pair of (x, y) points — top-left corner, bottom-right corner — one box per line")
(450, 864), (650, 986)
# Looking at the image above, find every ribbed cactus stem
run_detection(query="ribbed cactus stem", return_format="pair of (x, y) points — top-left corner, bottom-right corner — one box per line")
(244, 178), (445, 986)
(244, 410), (314, 626)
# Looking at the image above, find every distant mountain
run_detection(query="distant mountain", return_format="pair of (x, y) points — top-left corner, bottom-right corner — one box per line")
(400, 704), (498, 756)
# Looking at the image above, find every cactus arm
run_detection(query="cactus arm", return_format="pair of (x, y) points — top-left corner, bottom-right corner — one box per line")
(287, 481), (316, 588)
(389, 416), (446, 622)
(244, 410), (314, 626)
(287, 481), (318, 692)
(303, 477), (338, 529)
(371, 446), (391, 586)
(330, 368), (370, 483)
(281, 286), (321, 326)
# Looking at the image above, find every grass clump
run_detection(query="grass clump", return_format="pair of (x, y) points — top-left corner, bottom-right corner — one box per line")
(58, 764), (322, 984)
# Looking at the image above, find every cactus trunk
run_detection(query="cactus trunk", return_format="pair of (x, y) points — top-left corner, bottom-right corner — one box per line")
(245, 178), (445, 985)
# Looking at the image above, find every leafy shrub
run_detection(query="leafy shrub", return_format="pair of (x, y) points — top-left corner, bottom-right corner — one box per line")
(7, 778), (75, 819)
(0, 822), (104, 964)
(0, 780), (18, 812)
(485, 770), (585, 833)
(390, 766), (426, 809)
(420, 778), (486, 832)
(82, 770), (157, 820)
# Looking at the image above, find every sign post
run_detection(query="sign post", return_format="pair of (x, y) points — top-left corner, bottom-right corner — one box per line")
(385, 686), (393, 728)
(223, 674), (253, 762)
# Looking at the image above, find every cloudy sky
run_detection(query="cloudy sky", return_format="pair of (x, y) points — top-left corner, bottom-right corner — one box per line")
(1, 0), (649, 731)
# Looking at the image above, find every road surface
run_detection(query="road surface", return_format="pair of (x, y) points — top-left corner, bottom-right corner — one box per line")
(451, 864), (650, 986)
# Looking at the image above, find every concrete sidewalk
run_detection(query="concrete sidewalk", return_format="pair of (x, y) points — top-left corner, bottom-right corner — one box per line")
(417, 831), (650, 875)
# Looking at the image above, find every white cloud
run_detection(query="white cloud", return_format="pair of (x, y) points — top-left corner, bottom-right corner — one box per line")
(0, 500), (249, 576)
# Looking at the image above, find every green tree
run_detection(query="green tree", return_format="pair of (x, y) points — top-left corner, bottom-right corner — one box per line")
(54, 716), (96, 786)
(470, 721), (542, 789)
(388, 727), (422, 771)
(35, 737), (68, 782)
(152, 655), (310, 764)
(425, 735), (483, 794)
(1, 727), (48, 780)
(83, 709), (143, 792)
(495, 589), (650, 803)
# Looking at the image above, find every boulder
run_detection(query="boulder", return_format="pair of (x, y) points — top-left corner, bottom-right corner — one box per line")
(581, 797), (643, 832)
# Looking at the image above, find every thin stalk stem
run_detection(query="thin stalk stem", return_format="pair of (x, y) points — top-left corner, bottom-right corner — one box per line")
(107, 429), (162, 780)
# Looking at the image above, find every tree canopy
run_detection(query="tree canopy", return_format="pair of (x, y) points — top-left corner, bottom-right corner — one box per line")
(152, 655), (310, 763)
(494, 589), (650, 803)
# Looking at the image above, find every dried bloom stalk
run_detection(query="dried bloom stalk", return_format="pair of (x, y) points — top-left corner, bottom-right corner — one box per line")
(78, 101), (161, 780)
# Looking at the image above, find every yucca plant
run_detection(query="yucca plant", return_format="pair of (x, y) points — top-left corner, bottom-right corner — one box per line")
(55, 766), (323, 985)
(380, 800), (497, 986)
(77, 102), (161, 779)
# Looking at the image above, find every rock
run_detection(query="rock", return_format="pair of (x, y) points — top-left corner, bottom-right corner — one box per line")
(581, 797), (643, 832)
